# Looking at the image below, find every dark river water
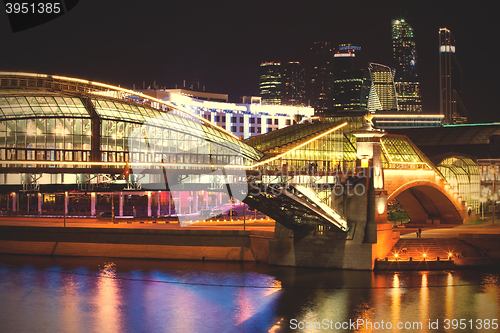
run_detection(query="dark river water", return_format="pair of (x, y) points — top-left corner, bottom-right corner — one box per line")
(0, 254), (499, 333)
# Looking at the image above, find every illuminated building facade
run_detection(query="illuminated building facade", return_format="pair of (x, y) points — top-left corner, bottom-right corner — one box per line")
(259, 62), (281, 105)
(439, 28), (467, 124)
(367, 63), (398, 112)
(333, 69), (370, 111)
(310, 41), (335, 115)
(281, 61), (306, 106)
(392, 19), (422, 113)
(143, 89), (314, 139)
(372, 113), (444, 129)
(0, 72), (263, 217)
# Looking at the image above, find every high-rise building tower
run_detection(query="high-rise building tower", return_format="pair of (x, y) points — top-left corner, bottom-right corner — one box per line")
(367, 63), (398, 112)
(333, 69), (370, 111)
(334, 44), (361, 77)
(439, 28), (467, 124)
(282, 61), (306, 106)
(310, 41), (335, 115)
(259, 62), (281, 105)
(392, 19), (422, 113)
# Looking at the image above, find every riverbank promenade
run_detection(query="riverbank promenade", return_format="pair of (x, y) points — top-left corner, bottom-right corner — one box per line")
(0, 216), (276, 232)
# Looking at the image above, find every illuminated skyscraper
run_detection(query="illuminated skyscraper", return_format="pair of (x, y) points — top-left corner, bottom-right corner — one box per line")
(334, 44), (361, 76)
(282, 61), (306, 106)
(259, 62), (281, 105)
(333, 44), (368, 111)
(367, 63), (398, 112)
(392, 19), (422, 112)
(439, 28), (467, 124)
(309, 41), (334, 115)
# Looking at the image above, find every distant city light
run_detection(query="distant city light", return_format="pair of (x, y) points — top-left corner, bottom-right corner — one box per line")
(440, 45), (456, 53)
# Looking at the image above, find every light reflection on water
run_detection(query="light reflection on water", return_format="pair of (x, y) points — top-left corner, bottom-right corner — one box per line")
(0, 255), (499, 333)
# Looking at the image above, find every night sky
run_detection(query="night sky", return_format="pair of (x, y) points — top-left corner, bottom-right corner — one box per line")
(1, 0), (499, 122)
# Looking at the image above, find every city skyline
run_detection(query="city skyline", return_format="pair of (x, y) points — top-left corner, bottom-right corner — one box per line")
(1, 1), (498, 122)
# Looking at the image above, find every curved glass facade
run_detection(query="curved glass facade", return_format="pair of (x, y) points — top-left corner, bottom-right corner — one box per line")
(0, 90), (92, 163)
(380, 135), (432, 169)
(0, 73), (262, 179)
(438, 156), (480, 212)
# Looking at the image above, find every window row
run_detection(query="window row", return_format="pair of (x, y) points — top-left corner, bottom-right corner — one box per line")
(125, 152), (245, 166)
(205, 114), (289, 125)
(0, 148), (91, 162)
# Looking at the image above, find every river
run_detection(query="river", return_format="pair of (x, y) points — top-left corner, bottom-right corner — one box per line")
(0, 254), (499, 332)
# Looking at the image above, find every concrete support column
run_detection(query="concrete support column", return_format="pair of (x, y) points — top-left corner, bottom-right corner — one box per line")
(157, 192), (161, 217)
(217, 192), (222, 206)
(168, 192), (171, 216)
(91, 192), (96, 216)
(204, 191), (208, 209)
(38, 193), (42, 215)
(372, 139), (388, 223)
(119, 192), (124, 217)
(147, 191), (152, 217)
(372, 139), (385, 191)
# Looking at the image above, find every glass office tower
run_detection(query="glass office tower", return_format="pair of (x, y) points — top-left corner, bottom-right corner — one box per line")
(392, 19), (422, 113)
(259, 62), (282, 105)
(367, 63), (398, 112)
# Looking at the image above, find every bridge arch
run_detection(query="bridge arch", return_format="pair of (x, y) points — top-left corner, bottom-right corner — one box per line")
(387, 179), (465, 224)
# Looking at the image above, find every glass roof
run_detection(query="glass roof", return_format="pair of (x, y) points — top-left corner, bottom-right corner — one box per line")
(0, 90), (89, 119)
(92, 98), (262, 161)
(0, 89), (261, 161)
(380, 136), (427, 164)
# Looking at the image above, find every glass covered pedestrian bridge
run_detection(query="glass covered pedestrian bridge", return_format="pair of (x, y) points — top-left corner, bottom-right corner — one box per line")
(0, 72), (480, 228)
(0, 72), (261, 187)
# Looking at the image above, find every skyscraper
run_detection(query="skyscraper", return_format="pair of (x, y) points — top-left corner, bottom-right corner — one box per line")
(259, 62), (281, 105)
(392, 19), (422, 113)
(334, 44), (361, 77)
(367, 63), (398, 112)
(282, 61), (306, 106)
(439, 28), (467, 124)
(309, 41), (335, 115)
(333, 69), (370, 111)
(332, 44), (368, 112)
